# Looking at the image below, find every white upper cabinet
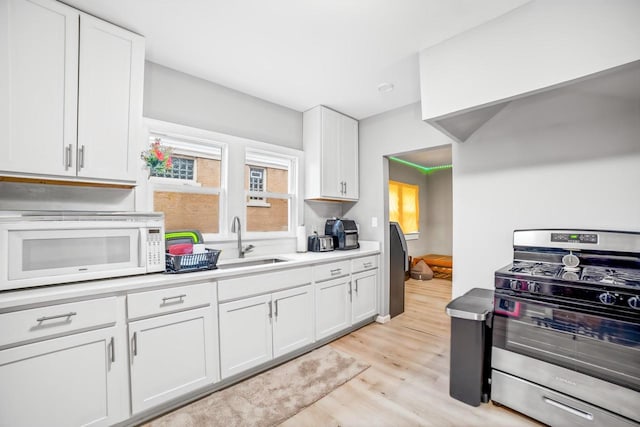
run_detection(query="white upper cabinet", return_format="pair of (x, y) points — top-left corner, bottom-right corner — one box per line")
(0, 0), (144, 184)
(304, 105), (359, 201)
(0, 0), (79, 177)
(77, 14), (144, 182)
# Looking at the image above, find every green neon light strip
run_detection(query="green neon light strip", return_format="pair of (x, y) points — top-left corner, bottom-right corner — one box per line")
(389, 157), (452, 174)
(165, 231), (201, 243)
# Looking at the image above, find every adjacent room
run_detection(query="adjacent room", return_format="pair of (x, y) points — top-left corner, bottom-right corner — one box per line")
(1, 1), (639, 426)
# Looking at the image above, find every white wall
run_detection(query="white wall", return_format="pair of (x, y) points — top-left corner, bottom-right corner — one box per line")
(453, 82), (640, 298)
(424, 168), (452, 256)
(345, 102), (453, 316)
(388, 161), (429, 257)
(420, 0), (640, 119)
(143, 62), (303, 150)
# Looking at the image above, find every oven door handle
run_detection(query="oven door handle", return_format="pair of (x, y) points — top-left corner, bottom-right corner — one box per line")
(542, 397), (594, 421)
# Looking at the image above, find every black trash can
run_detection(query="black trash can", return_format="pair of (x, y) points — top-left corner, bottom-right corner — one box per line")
(445, 288), (494, 406)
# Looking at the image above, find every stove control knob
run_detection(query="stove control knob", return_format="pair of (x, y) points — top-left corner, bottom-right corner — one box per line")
(527, 281), (537, 293)
(509, 279), (519, 290)
(599, 292), (616, 305)
(628, 296), (640, 309)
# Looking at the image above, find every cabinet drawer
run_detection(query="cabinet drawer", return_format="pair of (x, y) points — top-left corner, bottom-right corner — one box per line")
(313, 260), (351, 282)
(218, 267), (311, 302)
(127, 282), (213, 320)
(0, 297), (117, 348)
(351, 255), (378, 273)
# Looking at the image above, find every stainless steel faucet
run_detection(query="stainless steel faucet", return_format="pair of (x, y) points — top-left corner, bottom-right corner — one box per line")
(231, 216), (254, 258)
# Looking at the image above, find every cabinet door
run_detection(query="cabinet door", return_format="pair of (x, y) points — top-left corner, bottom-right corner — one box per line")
(340, 114), (359, 200)
(320, 107), (344, 198)
(352, 270), (378, 323)
(0, 0), (78, 177)
(272, 285), (314, 358)
(77, 14), (144, 182)
(0, 327), (126, 427)
(128, 306), (217, 413)
(315, 277), (352, 340)
(219, 294), (273, 379)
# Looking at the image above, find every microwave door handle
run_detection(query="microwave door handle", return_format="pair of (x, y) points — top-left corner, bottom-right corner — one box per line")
(139, 228), (145, 267)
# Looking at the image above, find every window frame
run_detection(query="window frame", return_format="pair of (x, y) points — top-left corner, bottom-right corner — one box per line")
(142, 120), (227, 240)
(140, 118), (303, 244)
(389, 179), (420, 239)
(244, 148), (298, 237)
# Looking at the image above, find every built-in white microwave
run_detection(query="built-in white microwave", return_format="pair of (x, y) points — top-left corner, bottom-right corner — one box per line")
(0, 212), (165, 291)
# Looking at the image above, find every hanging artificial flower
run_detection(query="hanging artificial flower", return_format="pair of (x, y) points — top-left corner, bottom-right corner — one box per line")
(141, 138), (173, 175)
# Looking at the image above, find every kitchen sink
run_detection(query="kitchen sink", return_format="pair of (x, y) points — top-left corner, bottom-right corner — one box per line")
(216, 257), (289, 270)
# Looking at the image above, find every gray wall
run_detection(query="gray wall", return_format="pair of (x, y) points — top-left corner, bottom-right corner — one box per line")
(345, 102), (454, 317)
(143, 61), (303, 150)
(424, 168), (452, 256)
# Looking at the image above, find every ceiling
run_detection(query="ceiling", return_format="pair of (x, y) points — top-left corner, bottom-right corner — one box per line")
(393, 145), (452, 169)
(64, 0), (529, 120)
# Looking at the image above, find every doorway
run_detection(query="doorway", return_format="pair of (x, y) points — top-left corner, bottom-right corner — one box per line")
(386, 145), (453, 315)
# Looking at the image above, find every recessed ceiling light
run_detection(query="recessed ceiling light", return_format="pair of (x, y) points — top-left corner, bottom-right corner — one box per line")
(377, 82), (394, 93)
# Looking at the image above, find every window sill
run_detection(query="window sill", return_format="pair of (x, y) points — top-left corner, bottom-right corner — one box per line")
(247, 201), (271, 208)
(404, 232), (419, 241)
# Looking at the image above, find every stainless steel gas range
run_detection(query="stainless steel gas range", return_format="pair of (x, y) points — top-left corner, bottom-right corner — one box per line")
(491, 229), (640, 427)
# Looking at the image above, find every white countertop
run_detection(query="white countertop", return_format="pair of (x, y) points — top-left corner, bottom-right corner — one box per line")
(0, 241), (380, 310)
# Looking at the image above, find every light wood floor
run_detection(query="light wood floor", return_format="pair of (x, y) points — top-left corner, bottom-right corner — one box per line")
(281, 278), (543, 427)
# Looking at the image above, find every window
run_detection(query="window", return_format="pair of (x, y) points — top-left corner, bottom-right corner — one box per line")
(248, 167), (266, 204)
(152, 156), (195, 181)
(245, 149), (296, 233)
(148, 133), (224, 235)
(389, 180), (419, 235)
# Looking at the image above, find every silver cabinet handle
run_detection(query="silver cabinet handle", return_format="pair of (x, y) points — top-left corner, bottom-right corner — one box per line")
(79, 145), (85, 169)
(330, 268), (342, 276)
(542, 397), (593, 421)
(110, 336), (115, 363)
(36, 311), (77, 322)
(274, 299), (278, 318)
(344, 182), (347, 195)
(363, 262), (372, 268)
(355, 280), (359, 293)
(348, 282), (353, 302)
(268, 301), (273, 319)
(65, 144), (73, 169)
(132, 332), (138, 356)
(162, 294), (186, 304)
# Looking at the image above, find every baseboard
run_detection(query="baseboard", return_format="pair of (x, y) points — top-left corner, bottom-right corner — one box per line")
(375, 314), (390, 324)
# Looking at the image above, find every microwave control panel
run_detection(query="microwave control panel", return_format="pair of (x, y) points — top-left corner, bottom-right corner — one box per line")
(147, 229), (165, 271)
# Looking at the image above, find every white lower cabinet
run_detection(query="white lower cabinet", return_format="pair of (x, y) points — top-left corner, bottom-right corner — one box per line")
(0, 326), (127, 427)
(219, 293), (274, 379)
(315, 277), (352, 340)
(351, 270), (378, 323)
(272, 286), (315, 358)
(219, 284), (314, 379)
(315, 257), (379, 340)
(127, 283), (218, 414)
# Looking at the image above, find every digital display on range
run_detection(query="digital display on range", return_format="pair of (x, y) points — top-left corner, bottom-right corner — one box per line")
(551, 233), (598, 244)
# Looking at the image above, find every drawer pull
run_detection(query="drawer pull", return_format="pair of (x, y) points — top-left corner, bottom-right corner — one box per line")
(363, 262), (372, 268)
(330, 268), (342, 276)
(162, 294), (186, 304)
(543, 397), (593, 421)
(36, 311), (77, 323)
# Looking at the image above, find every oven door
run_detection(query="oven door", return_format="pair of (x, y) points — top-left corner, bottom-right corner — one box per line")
(493, 294), (640, 393)
(3, 226), (143, 290)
